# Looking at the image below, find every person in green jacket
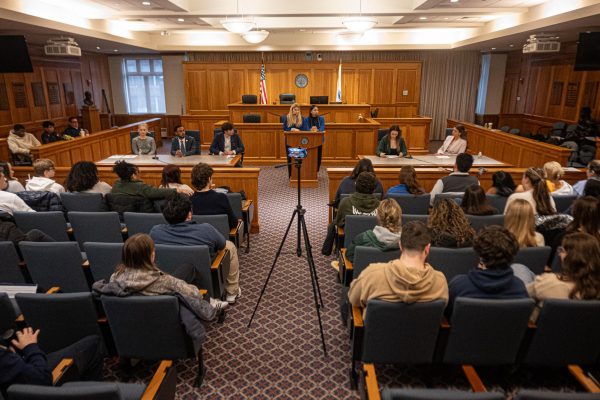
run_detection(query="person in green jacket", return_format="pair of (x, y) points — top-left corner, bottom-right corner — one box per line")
(335, 172), (380, 228)
(346, 198), (402, 262)
(376, 125), (408, 157)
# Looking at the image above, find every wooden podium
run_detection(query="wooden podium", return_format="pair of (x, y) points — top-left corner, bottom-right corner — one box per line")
(81, 106), (101, 133)
(284, 131), (323, 188)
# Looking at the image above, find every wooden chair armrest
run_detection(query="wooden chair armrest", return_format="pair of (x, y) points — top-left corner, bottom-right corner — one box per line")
(363, 364), (381, 400)
(337, 226), (344, 237)
(341, 248), (353, 271)
(211, 248), (228, 271)
(229, 219), (243, 236)
(121, 227), (128, 234)
(67, 227), (73, 234)
(568, 365), (600, 393)
(82, 260), (90, 268)
(46, 287), (60, 294)
(242, 199), (253, 212)
(52, 358), (74, 385)
(352, 305), (364, 328)
(440, 316), (450, 328)
(16, 314), (24, 322)
(97, 317), (107, 323)
(462, 365), (487, 392)
(142, 360), (174, 400)
(199, 289), (208, 296)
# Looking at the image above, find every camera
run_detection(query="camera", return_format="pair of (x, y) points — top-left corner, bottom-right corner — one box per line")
(288, 147), (307, 159)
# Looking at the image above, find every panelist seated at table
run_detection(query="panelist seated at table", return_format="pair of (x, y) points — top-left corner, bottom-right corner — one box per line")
(170, 125), (196, 157)
(377, 125), (408, 157)
(41, 121), (66, 144)
(437, 124), (467, 155)
(210, 121), (244, 156)
(131, 122), (157, 155)
(63, 116), (88, 138)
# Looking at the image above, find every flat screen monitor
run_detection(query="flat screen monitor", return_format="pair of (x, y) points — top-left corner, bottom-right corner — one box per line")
(310, 96), (329, 104)
(0, 36), (33, 73)
(574, 32), (600, 71)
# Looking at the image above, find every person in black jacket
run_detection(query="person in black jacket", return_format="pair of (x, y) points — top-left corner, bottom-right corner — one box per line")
(190, 163), (237, 230)
(209, 122), (244, 156)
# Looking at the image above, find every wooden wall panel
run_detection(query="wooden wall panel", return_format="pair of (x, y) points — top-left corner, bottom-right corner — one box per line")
(186, 70), (208, 112)
(208, 69), (229, 111)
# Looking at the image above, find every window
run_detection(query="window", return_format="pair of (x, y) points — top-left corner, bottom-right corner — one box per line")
(123, 58), (166, 113)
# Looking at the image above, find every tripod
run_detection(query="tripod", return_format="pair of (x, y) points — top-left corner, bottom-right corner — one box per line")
(247, 157), (327, 356)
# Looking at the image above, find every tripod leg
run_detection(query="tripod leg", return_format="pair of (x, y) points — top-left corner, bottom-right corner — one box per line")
(300, 213), (325, 308)
(247, 209), (298, 328)
(296, 206), (302, 257)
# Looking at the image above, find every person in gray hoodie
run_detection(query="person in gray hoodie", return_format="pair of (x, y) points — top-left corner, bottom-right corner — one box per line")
(346, 198), (402, 262)
(335, 171), (380, 228)
(25, 159), (64, 194)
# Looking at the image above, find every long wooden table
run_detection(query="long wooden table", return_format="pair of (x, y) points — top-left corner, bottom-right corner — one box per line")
(359, 154), (510, 168)
(96, 154), (242, 167)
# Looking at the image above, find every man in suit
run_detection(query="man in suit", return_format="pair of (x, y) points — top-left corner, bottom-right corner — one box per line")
(170, 125), (195, 157)
(209, 121), (244, 156)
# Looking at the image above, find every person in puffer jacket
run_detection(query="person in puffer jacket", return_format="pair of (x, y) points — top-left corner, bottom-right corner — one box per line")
(335, 171), (380, 228)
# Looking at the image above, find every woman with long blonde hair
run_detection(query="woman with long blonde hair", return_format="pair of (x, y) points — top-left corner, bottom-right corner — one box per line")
(283, 103), (303, 131)
(504, 199), (545, 247)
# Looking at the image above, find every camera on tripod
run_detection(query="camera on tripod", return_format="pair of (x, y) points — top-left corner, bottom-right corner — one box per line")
(287, 147), (307, 159)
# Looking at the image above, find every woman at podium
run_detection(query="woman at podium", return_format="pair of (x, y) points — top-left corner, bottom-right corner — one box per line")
(283, 103), (304, 176)
(303, 105), (325, 172)
(377, 125), (407, 157)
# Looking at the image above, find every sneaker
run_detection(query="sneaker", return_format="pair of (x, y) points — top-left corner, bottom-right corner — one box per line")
(209, 297), (229, 311)
(330, 260), (339, 272)
(226, 287), (242, 304)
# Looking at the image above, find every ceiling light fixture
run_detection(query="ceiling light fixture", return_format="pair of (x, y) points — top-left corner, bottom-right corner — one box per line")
(177, 18), (184, 22)
(242, 29), (269, 44)
(96, 46), (100, 49)
(342, 0), (377, 33)
(220, 0), (254, 33)
(450, 0), (459, 2)
(142, 1), (150, 5)
(419, 16), (428, 20)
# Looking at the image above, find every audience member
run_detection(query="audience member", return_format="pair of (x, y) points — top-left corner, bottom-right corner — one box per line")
(552, 196), (600, 249)
(150, 193), (241, 303)
(386, 165), (425, 196)
(486, 170), (516, 196)
(332, 159), (383, 208)
(428, 198), (474, 248)
(504, 199), (545, 247)
(544, 161), (574, 195)
(0, 162), (25, 193)
(190, 163), (237, 230)
(159, 164), (193, 192)
(131, 123), (156, 155)
(430, 152), (478, 204)
(345, 199), (402, 263)
(40, 121), (65, 144)
(437, 125), (467, 155)
(335, 172), (380, 228)
(573, 160), (600, 196)
(347, 221), (448, 311)
(377, 125), (408, 157)
(584, 178), (600, 198)
(25, 159), (64, 194)
(62, 117), (87, 138)
(0, 171), (34, 215)
(65, 161), (112, 195)
(461, 184), (497, 215)
(447, 226), (528, 314)
(170, 125), (195, 157)
(505, 167), (556, 215)
(209, 121), (244, 156)
(7, 124), (40, 164)
(0, 331), (104, 397)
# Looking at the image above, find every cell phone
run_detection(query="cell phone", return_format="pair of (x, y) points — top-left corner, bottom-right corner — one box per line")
(288, 147), (307, 159)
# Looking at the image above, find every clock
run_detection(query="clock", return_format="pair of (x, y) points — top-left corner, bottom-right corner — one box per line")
(295, 73), (308, 88)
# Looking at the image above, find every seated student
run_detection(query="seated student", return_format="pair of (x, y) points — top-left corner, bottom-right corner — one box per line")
(348, 220), (448, 311)
(25, 159), (65, 194)
(0, 162), (25, 193)
(386, 165), (425, 196)
(65, 161), (112, 195)
(544, 161), (574, 195)
(428, 198), (475, 248)
(573, 160), (599, 196)
(486, 170), (516, 197)
(190, 163), (237, 230)
(584, 178), (600, 198)
(552, 196), (600, 250)
(0, 171), (34, 215)
(159, 164), (193, 193)
(504, 199), (545, 247)
(429, 153), (479, 205)
(40, 121), (65, 144)
(0, 329), (104, 397)
(437, 125), (467, 155)
(376, 125), (408, 157)
(7, 124), (41, 164)
(62, 117), (88, 138)
(131, 122), (157, 155)
(345, 199), (402, 263)
(447, 226), (528, 315)
(209, 122), (244, 156)
(335, 172), (380, 228)
(505, 167), (556, 216)
(460, 184), (497, 215)
(150, 193), (241, 304)
(332, 159), (383, 208)
(527, 232), (600, 321)
(170, 125), (195, 157)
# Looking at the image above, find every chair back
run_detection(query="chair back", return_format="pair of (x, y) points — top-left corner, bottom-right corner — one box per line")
(466, 214), (504, 232)
(486, 194), (508, 213)
(524, 299), (600, 366)
(191, 214), (229, 239)
(130, 130), (155, 140)
(123, 212), (167, 236)
(361, 299), (445, 364)
(84, 242), (124, 282)
(343, 215), (378, 248)
(351, 246), (400, 282)
(427, 247), (478, 282)
(386, 193), (430, 215)
(13, 211), (69, 241)
(443, 298), (534, 365)
(370, 107), (379, 118)
(0, 241), (26, 283)
(551, 121), (567, 135)
(513, 246), (551, 275)
(185, 130), (201, 155)
(69, 212), (123, 248)
(434, 193), (463, 204)
(0, 292), (17, 335)
(101, 295), (194, 360)
(514, 390), (600, 400)
(60, 192), (107, 212)
(499, 125), (510, 132)
(401, 214), (429, 224)
(551, 194), (577, 213)
(225, 192), (243, 220)
(242, 114), (261, 123)
(16, 292), (104, 353)
(7, 383), (126, 400)
(509, 128), (521, 135)
(377, 128), (388, 142)
(241, 94), (258, 104)
(381, 388), (505, 400)
(19, 241), (88, 292)
(446, 127), (454, 136)
(279, 93), (296, 104)
(105, 193), (152, 215)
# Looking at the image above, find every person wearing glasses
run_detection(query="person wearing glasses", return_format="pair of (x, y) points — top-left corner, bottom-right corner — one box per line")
(25, 159), (64, 194)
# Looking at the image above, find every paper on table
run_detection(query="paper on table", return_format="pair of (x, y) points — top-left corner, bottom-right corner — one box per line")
(386, 155), (400, 159)
(435, 155), (450, 159)
(108, 155), (137, 159)
(0, 284), (38, 298)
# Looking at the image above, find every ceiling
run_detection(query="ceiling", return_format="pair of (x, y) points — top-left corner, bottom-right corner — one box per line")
(0, 0), (599, 54)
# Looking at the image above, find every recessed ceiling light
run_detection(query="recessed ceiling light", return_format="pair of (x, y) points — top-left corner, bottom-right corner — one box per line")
(509, 44), (514, 47)
(419, 16), (427, 20)
(491, 47), (496, 50)
(450, 0), (459, 2)
(177, 18), (184, 22)
(113, 49), (119, 52)
(142, 1), (150, 5)
(299, 29), (305, 32)
(444, 17), (449, 20)
(96, 46), (101, 49)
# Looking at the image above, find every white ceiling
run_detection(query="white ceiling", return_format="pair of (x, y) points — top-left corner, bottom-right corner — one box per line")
(0, 0), (599, 53)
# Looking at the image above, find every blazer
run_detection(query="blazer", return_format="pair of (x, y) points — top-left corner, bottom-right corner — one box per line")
(302, 116), (325, 132)
(281, 115), (303, 132)
(209, 133), (245, 155)
(170, 136), (196, 156)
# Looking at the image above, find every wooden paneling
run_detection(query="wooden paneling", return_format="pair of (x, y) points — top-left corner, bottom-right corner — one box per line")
(183, 61), (422, 118)
(497, 113), (577, 137)
(373, 117), (432, 154)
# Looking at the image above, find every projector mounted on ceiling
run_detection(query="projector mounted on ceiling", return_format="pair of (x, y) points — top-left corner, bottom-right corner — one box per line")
(44, 37), (81, 57)
(522, 33), (560, 53)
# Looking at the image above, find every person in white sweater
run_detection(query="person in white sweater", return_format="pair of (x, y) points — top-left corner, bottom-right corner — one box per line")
(7, 124), (41, 163)
(25, 159), (65, 194)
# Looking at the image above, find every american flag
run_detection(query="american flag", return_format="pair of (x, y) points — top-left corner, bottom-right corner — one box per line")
(259, 60), (268, 104)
